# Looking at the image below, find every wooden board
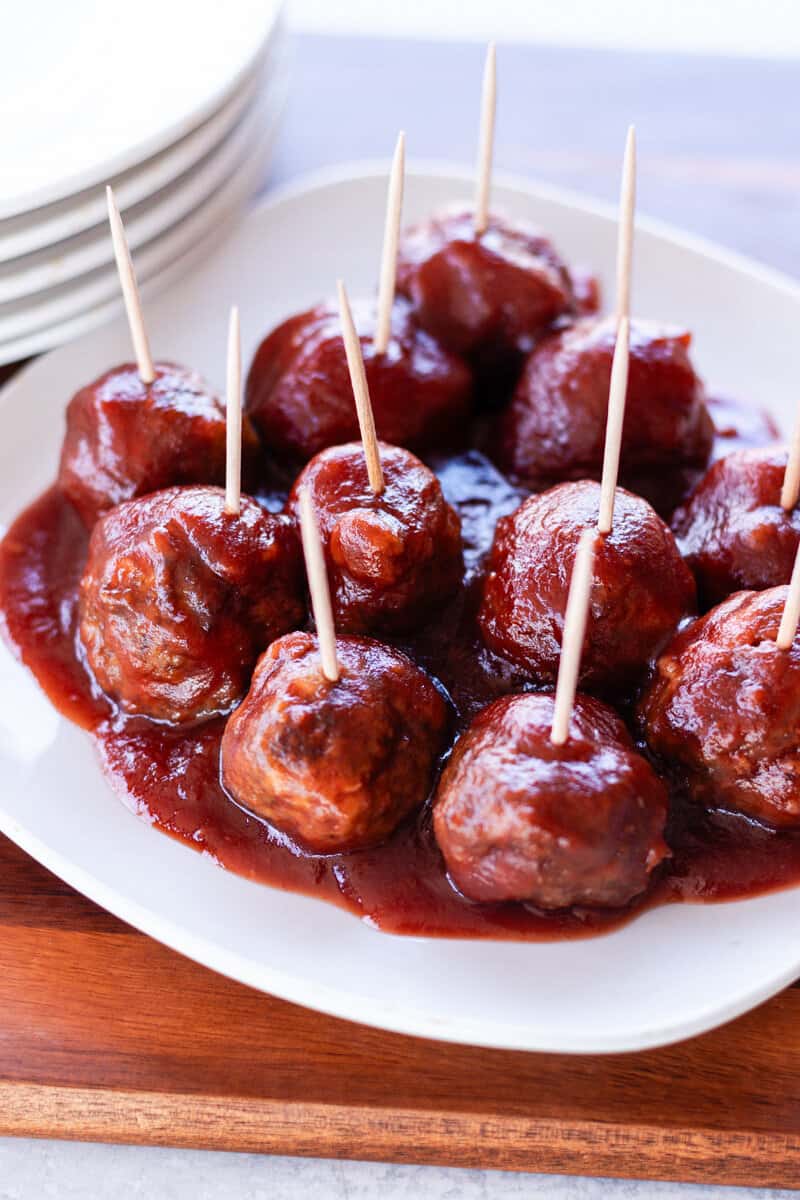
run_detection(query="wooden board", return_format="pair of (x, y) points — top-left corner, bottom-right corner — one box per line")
(1, 833), (800, 1190)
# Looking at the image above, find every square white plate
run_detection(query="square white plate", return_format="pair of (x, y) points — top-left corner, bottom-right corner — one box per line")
(1, 165), (799, 1053)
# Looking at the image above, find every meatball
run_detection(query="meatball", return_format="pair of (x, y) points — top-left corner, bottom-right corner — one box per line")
(221, 631), (449, 853)
(287, 442), (462, 634)
(79, 486), (305, 724)
(245, 296), (472, 464)
(640, 587), (800, 828)
(58, 361), (260, 528)
(492, 317), (714, 518)
(674, 446), (800, 608)
(433, 692), (668, 907)
(396, 208), (578, 384)
(478, 480), (696, 693)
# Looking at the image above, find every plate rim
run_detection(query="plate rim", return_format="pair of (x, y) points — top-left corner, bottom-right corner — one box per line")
(0, 1), (284, 219)
(2, 160), (800, 1055)
(0, 36), (285, 264)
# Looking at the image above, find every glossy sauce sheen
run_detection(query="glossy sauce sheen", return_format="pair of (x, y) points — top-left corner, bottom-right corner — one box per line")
(2, 400), (800, 940)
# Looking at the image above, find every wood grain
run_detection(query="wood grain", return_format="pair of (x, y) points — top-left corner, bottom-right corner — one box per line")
(1, 833), (800, 1187)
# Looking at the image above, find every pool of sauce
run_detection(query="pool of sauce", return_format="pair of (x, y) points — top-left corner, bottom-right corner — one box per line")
(2, 395), (798, 941)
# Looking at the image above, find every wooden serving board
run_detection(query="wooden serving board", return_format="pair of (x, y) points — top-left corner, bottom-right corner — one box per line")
(1, 833), (800, 1190)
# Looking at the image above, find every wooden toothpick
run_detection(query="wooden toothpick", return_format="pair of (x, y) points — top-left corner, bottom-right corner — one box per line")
(781, 410), (800, 511)
(597, 314), (631, 535)
(551, 529), (596, 746)
(298, 486), (340, 683)
(106, 185), (155, 384)
(374, 131), (406, 357)
(337, 279), (385, 494)
(777, 541), (800, 650)
(616, 124), (637, 326)
(597, 127), (636, 536)
(474, 42), (496, 237)
(225, 306), (242, 516)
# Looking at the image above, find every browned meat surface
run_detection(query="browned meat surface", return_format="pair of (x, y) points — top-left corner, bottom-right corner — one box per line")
(79, 485), (304, 724)
(245, 297), (473, 463)
(478, 480), (695, 693)
(674, 446), (800, 607)
(434, 692), (668, 907)
(492, 317), (714, 518)
(287, 442), (462, 633)
(59, 361), (259, 527)
(221, 631), (449, 852)
(640, 586), (800, 828)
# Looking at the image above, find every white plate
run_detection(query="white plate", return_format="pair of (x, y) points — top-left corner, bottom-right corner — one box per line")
(0, 96), (285, 358)
(1, 165), (799, 1055)
(0, 0), (283, 218)
(0, 24), (285, 264)
(0, 62), (288, 304)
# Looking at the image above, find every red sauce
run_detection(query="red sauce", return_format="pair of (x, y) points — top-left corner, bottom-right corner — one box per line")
(3, 399), (800, 941)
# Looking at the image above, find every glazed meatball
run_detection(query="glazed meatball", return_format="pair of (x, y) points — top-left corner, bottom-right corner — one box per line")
(79, 486), (305, 724)
(221, 631), (449, 853)
(640, 587), (800, 828)
(59, 361), (259, 528)
(245, 296), (472, 463)
(396, 208), (579, 383)
(674, 447), (800, 608)
(492, 317), (714, 518)
(478, 480), (696, 693)
(434, 692), (668, 907)
(287, 442), (462, 634)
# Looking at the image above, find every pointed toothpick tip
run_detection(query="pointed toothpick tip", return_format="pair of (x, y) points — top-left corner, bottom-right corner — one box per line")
(777, 542), (800, 651)
(374, 131), (406, 356)
(474, 41), (497, 237)
(337, 280), (385, 494)
(551, 528), (596, 746)
(615, 124), (637, 327)
(225, 305), (242, 517)
(106, 183), (155, 385)
(782, 418), (800, 511)
(597, 314), (631, 536)
(298, 485), (340, 682)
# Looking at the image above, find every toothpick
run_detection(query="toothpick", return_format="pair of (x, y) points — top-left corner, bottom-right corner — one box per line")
(474, 42), (496, 237)
(777, 541), (800, 650)
(106, 185), (155, 384)
(781, 411), (800, 510)
(597, 315), (631, 535)
(225, 306), (242, 516)
(597, 127), (636, 535)
(615, 125), (636, 326)
(374, 131), (406, 357)
(337, 279), (385, 494)
(298, 486), (340, 683)
(551, 529), (596, 746)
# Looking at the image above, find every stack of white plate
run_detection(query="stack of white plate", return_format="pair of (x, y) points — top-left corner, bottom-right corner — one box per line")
(0, 0), (286, 365)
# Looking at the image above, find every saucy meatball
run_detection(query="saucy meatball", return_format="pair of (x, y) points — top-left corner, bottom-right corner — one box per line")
(287, 442), (462, 634)
(221, 631), (449, 853)
(59, 361), (259, 528)
(79, 486), (305, 724)
(434, 692), (668, 907)
(478, 480), (695, 693)
(396, 208), (579, 383)
(245, 296), (472, 463)
(492, 317), (714, 518)
(674, 447), (800, 608)
(640, 586), (800, 829)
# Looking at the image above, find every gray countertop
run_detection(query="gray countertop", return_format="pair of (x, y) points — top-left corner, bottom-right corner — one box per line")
(2, 1138), (798, 1199)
